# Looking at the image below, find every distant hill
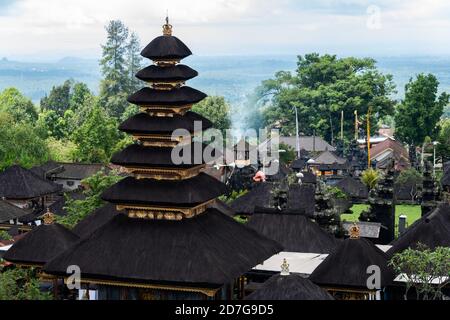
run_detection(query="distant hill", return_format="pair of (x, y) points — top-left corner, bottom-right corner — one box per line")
(1, 55), (450, 105)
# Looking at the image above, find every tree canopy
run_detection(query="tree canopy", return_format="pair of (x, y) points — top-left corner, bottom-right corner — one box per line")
(0, 87), (38, 123)
(395, 74), (449, 146)
(252, 54), (396, 143)
(192, 96), (232, 134)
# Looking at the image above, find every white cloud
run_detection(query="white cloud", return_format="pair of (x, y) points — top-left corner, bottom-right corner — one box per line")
(0, 0), (450, 59)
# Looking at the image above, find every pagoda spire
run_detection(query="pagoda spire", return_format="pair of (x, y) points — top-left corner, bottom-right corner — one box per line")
(163, 14), (172, 36)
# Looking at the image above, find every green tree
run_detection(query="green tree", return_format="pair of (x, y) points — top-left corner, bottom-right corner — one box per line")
(279, 142), (296, 164)
(99, 20), (130, 118)
(436, 119), (450, 163)
(0, 88), (38, 123)
(0, 112), (50, 170)
(69, 82), (93, 112)
(57, 170), (123, 228)
(125, 31), (143, 93)
(71, 105), (120, 163)
(192, 96), (232, 133)
(390, 245), (450, 300)
(40, 80), (72, 116)
(395, 168), (422, 201)
(254, 54), (396, 142)
(361, 168), (380, 190)
(0, 267), (52, 300)
(36, 109), (67, 139)
(395, 74), (449, 146)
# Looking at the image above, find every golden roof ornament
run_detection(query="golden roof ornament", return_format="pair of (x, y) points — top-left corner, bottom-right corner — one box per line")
(42, 208), (55, 225)
(280, 258), (290, 276)
(162, 15), (172, 36)
(349, 223), (360, 239)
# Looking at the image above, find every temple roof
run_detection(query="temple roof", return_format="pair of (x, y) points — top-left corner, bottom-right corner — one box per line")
(309, 238), (394, 288)
(3, 223), (79, 266)
(245, 273), (334, 300)
(0, 200), (30, 223)
(141, 35), (192, 61)
(119, 111), (212, 135)
(247, 213), (337, 254)
(44, 209), (282, 286)
(101, 173), (227, 206)
(387, 203), (450, 256)
(230, 183), (316, 216)
(0, 165), (62, 199)
(73, 203), (123, 239)
(136, 64), (198, 82)
(128, 86), (207, 106)
(335, 177), (368, 199)
(441, 166), (450, 187)
(111, 143), (215, 168)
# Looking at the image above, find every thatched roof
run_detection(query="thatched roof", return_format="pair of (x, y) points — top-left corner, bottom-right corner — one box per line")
(387, 203), (450, 256)
(0, 165), (61, 199)
(309, 238), (394, 288)
(245, 274), (334, 300)
(111, 143), (216, 169)
(119, 111), (212, 135)
(230, 182), (315, 216)
(73, 203), (123, 239)
(247, 213), (337, 253)
(101, 173), (227, 207)
(3, 223), (79, 266)
(141, 35), (192, 60)
(127, 86), (206, 106)
(335, 177), (368, 199)
(136, 64), (198, 82)
(44, 209), (282, 286)
(0, 200), (30, 223)
(441, 167), (450, 187)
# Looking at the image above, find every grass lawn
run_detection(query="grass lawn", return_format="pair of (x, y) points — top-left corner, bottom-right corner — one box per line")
(341, 204), (422, 237)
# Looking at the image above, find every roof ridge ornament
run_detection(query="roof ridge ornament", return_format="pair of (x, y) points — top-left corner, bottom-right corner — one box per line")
(42, 207), (55, 225)
(280, 258), (290, 276)
(349, 222), (360, 239)
(163, 14), (172, 36)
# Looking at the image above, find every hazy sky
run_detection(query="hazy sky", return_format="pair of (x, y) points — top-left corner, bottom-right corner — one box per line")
(1, 0), (450, 60)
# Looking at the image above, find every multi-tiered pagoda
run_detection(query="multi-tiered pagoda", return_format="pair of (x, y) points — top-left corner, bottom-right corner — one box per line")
(44, 18), (281, 300)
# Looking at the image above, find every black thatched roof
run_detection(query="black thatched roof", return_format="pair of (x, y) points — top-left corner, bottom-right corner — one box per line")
(101, 173), (227, 206)
(291, 159), (306, 171)
(441, 167), (450, 187)
(309, 238), (394, 288)
(119, 111), (212, 135)
(3, 223), (79, 266)
(136, 64), (198, 82)
(230, 183), (315, 216)
(387, 203), (450, 256)
(44, 209), (282, 286)
(335, 177), (368, 199)
(0, 200), (30, 223)
(141, 35), (192, 60)
(247, 213), (337, 253)
(0, 165), (61, 199)
(111, 143), (217, 168)
(73, 203), (123, 239)
(127, 86), (206, 106)
(230, 183), (273, 215)
(35, 190), (86, 218)
(245, 274), (334, 300)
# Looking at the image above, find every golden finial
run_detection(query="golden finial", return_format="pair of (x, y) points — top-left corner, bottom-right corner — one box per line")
(162, 13), (172, 36)
(349, 223), (360, 239)
(42, 207), (55, 225)
(280, 258), (290, 276)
